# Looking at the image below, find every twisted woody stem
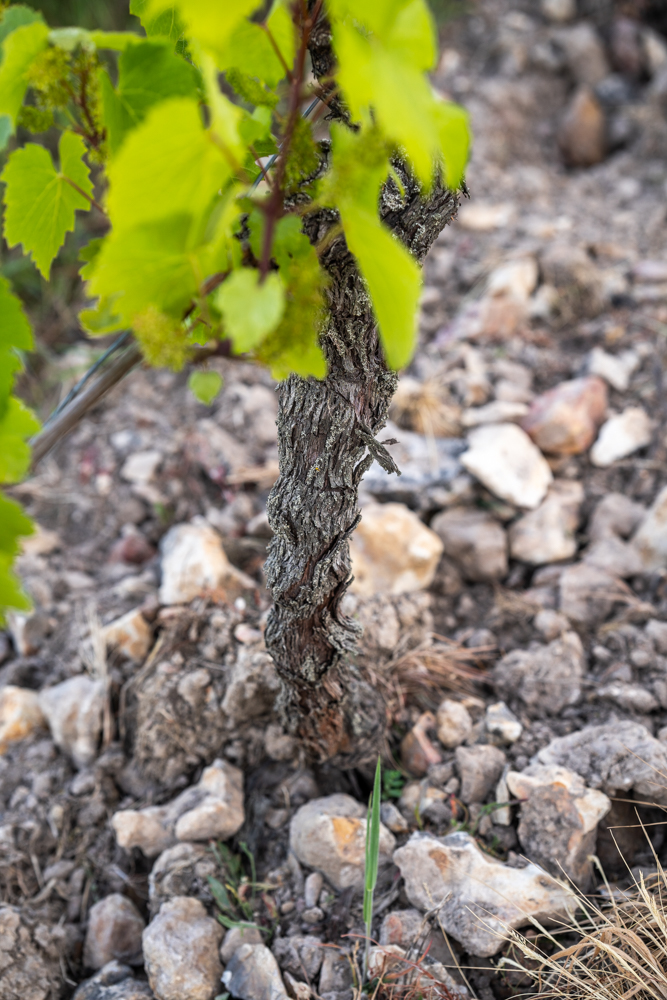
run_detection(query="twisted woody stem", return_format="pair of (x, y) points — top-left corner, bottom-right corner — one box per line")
(263, 12), (460, 764)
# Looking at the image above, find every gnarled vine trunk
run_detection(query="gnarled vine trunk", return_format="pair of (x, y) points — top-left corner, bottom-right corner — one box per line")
(264, 21), (460, 764)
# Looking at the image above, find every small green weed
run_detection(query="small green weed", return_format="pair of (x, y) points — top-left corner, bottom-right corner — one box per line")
(208, 840), (275, 935)
(382, 768), (406, 801)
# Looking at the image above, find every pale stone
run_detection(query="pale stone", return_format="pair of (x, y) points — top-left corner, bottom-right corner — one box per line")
(632, 260), (667, 283)
(271, 935), (323, 981)
(541, 0), (576, 22)
(393, 831), (574, 957)
(457, 202), (515, 232)
(509, 480), (583, 566)
(506, 766), (610, 889)
(120, 450), (163, 486)
(7, 610), (50, 656)
(113, 760), (244, 859)
(221, 648), (280, 724)
(535, 721), (667, 806)
(73, 962), (153, 999)
(588, 347), (639, 392)
(436, 699), (473, 749)
(220, 925), (263, 964)
(597, 681), (659, 714)
(493, 631), (585, 716)
(289, 793), (395, 890)
(159, 521), (254, 605)
(485, 702), (522, 744)
(534, 609), (569, 641)
(559, 563), (627, 624)
(112, 806), (173, 860)
(486, 258), (538, 301)
(39, 676), (105, 768)
(590, 408), (653, 467)
(634, 486), (667, 572)
(462, 401), (529, 427)
(101, 609), (152, 663)
(455, 745), (506, 804)
(380, 909), (424, 947)
(174, 759), (244, 842)
(431, 508), (507, 582)
(148, 842), (219, 918)
(143, 897), (223, 1000)
(462, 423), (552, 510)
(222, 944), (288, 1000)
(380, 801), (408, 833)
(401, 711), (442, 776)
(349, 503), (443, 596)
(83, 894), (145, 970)
(589, 493), (646, 541)
(583, 535), (643, 578)
(21, 526), (60, 556)
(521, 377), (607, 456)
(558, 87), (606, 167)
(0, 686), (45, 754)
(554, 23), (610, 86)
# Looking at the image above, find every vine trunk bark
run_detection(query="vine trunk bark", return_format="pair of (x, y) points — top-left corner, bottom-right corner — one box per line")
(263, 18), (461, 764)
(264, 169), (459, 764)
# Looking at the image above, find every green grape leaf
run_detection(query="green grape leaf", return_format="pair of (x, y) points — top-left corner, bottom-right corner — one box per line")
(435, 100), (470, 189)
(254, 219), (327, 380)
(88, 213), (209, 326)
(217, 270), (285, 353)
(89, 30), (143, 50)
(48, 27), (93, 51)
(0, 396), (40, 483)
(102, 40), (198, 156)
(142, 0), (260, 60)
(333, 20), (438, 185)
(0, 20), (49, 148)
(0, 5), (44, 51)
(385, 0), (437, 71)
(0, 492), (33, 557)
(48, 26), (142, 53)
(106, 98), (231, 234)
(265, 0), (295, 76)
(79, 296), (124, 336)
(0, 275), (33, 351)
(341, 203), (421, 371)
(0, 348), (21, 403)
(2, 130), (93, 279)
(78, 237), (105, 280)
(130, 0), (185, 45)
(188, 370), (222, 405)
(217, 18), (286, 87)
(200, 53), (244, 165)
(0, 550), (32, 618)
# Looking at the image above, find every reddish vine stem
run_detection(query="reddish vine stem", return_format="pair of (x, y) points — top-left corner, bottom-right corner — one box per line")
(62, 176), (106, 216)
(258, 2), (318, 280)
(261, 23), (294, 83)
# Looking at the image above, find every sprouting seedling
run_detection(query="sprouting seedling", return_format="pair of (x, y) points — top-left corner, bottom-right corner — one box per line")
(363, 755), (382, 984)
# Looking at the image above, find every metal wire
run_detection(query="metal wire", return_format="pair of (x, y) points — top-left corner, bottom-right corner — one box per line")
(41, 330), (131, 430)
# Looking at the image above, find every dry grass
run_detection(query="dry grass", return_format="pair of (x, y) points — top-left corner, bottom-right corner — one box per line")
(390, 377), (462, 438)
(506, 864), (667, 999)
(383, 638), (494, 711)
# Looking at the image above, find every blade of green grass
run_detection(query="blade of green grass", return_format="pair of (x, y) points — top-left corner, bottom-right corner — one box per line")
(363, 756), (382, 983)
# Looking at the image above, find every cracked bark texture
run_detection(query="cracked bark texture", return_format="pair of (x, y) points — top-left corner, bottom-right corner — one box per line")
(263, 20), (461, 764)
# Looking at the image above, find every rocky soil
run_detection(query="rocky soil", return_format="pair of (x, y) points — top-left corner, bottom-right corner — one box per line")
(4, 0), (667, 998)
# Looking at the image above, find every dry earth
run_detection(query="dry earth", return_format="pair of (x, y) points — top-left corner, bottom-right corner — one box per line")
(4, 1), (667, 998)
